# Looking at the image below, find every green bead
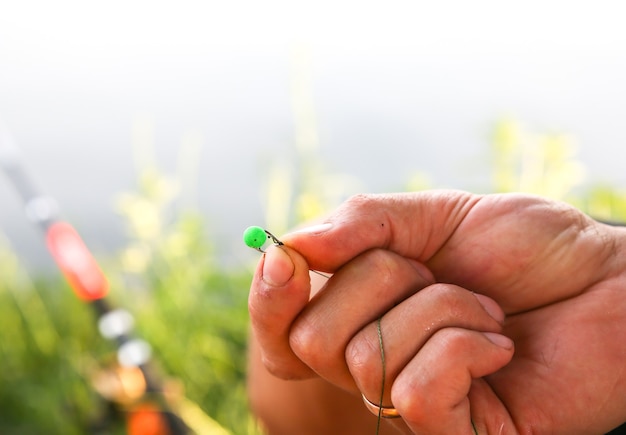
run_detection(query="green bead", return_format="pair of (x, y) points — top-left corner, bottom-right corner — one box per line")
(243, 226), (268, 249)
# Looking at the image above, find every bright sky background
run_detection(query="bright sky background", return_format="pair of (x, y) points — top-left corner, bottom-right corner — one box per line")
(1, 1), (626, 267)
(2, 2), (625, 52)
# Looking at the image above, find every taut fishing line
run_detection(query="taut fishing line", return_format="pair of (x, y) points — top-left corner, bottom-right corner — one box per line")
(243, 225), (329, 278)
(376, 316), (386, 435)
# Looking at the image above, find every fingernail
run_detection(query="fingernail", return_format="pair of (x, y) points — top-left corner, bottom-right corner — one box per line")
(473, 293), (505, 324)
(483, 332), (514, 349)
(262, 245), (295, 287)
(292, 222), (333, 234)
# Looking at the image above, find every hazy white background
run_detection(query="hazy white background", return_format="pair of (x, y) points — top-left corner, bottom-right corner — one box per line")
(1, 1), (625, 269)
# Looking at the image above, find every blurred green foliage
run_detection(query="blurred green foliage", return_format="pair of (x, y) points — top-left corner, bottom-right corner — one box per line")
(0, 241), (107, 435)
(0, 117), (625, 435)
(111, 169), (258, 435)
(489, 118), (626, 222)
(0, 166), (260, 434)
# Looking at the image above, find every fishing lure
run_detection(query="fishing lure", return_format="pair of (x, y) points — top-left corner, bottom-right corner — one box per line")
(243, 226), (283, 252)
(243, 226), (329, 278)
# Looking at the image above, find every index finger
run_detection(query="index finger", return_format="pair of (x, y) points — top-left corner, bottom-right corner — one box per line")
(281, 190), (479, 273)
(281, 190), (613, 314)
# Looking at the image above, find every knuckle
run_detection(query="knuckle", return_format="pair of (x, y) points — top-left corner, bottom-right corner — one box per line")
(424, 284), (467, 317)
(391, 380), (428, 421)
(355, 249), (411, 293)
(433, 327), (473, 356)
(362, 249), (398, 281)
(345, 330), (380, 381)
(289, 317), (324, 366)
(425, 282), (461, 302)
(344, 193), (377, 210)
(340, 194), (385, 225)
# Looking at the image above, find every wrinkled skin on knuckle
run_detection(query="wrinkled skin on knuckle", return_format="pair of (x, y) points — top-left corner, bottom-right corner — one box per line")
(289, 315), (326, 368)
(434, 283), (464, 304)
(335, 194), (389, 232)
(416, 284), (482, 333)
(362, 248), (399, 283)
(425, 284), (465, 315)
(353, 248), (421, 303)
(345, 329), (381, 388)
(343, 193), (380, 213)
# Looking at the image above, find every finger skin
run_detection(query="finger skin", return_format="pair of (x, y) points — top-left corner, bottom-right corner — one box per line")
(247, 337), (402, 435)
(248, 245), (316, 379)
(490, 286), (626, 434)
(391, 328), (514, 435)
(346, 286), (506, 405)
(289, 248), (434, 391)
(283, 191), (478, 271)
(248, 191), (626, 434)
(282, 191), (616, 314)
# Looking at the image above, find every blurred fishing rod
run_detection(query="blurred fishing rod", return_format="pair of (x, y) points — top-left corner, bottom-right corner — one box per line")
(0, 124), (190, 435)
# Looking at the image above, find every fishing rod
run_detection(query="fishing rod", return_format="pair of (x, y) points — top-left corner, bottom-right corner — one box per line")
(0, 124), (190, 435)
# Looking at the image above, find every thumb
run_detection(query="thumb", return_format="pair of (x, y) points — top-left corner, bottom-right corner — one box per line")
(281, 191), (479, 272)
(248, 244), (317, 379)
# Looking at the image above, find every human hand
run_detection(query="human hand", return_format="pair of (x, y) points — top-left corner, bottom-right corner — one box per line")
(248, 190), (626, 434)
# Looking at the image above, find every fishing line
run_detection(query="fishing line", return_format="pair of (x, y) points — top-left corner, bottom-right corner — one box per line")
(376, 316), (385, 435)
